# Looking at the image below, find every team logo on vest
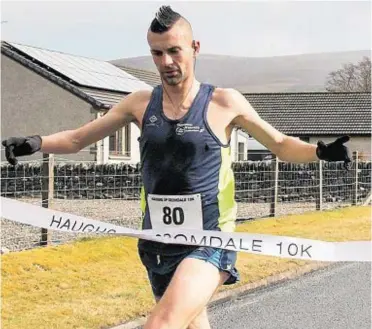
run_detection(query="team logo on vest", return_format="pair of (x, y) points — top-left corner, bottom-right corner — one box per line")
(146, 115), (162, 127)
(175, 123), (204, 136)
(149, 115), (157, 123)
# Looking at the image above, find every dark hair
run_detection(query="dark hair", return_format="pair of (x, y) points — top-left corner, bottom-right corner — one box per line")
(150, 6), (182, 33)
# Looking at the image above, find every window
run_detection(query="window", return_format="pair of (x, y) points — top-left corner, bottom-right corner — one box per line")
(109, 124), (131, 157)
(248, 150), (272, 161)
(238, 142), (245, 161)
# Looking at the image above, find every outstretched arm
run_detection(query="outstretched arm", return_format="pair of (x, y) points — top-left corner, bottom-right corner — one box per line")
(226, 89), (351, 166)
(2, 90), (147, 165)
(226, 89), (317, 163)
(40, 91), (144, 153)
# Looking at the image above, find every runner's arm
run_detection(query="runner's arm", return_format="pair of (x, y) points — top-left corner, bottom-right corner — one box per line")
(40, 91), (142, 154)
(226, 89), (318, 163)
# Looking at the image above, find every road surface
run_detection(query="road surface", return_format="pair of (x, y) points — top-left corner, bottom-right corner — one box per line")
(209, 262), (371, 329)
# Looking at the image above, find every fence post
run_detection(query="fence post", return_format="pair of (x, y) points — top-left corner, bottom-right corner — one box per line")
(316, 160), (323, 211)
(49, 153), (54, 202)
(41, 153), (54, 246)
(352, 151), (359, 205)
(270, 155), (279, 217)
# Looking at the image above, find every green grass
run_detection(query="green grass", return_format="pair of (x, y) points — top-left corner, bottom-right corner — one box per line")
(1, 206), (370, 329)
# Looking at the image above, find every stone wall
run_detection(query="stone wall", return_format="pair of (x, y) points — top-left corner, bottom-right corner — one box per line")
(1, 161), (370, 203)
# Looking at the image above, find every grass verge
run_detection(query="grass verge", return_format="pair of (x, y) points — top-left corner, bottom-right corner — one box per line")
(1, 206), (370, 329)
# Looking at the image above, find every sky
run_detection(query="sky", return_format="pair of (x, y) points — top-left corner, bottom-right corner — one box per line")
(1, 1), (371, 61)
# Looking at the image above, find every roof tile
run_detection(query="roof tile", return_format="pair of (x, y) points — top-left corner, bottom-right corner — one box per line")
(243, 92), (371, 135)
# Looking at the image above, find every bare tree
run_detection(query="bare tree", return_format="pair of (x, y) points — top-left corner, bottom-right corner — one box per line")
(325, 56), (371, 92)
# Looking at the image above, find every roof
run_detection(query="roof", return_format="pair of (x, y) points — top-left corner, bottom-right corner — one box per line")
(243, 92), (371, 135)
(2, 40), (370, 136)
(78, 87), (126, 108)
(1, 41), (151, 110)
(5, 41), (152, 93)
(115, 65), (161, 87)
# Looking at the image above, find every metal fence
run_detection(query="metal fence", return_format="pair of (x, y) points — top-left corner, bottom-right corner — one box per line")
(1, 151), (370, 252)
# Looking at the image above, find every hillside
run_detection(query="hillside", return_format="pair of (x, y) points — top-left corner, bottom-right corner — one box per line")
(110, 50), (370, 92)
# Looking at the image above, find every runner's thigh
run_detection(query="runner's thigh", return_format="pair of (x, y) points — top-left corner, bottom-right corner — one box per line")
(145, 257), (229, 329)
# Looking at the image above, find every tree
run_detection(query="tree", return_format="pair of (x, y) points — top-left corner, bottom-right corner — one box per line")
(325, 56), (371, 92)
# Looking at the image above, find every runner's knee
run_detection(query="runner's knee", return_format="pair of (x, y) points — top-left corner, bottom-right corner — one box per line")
(144, 310), (182, 329)
(144, 313), (208, 329)
(187, 314), (211, 329)
(187, 308), (210, 329)
(144, 306), (208, 329)
(143, 315), (170, 329)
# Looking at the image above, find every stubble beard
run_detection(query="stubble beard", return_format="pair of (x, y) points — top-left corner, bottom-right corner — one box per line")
(162, 71), (183, 86)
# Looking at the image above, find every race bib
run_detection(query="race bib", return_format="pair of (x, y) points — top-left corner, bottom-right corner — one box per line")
(147, 193), (203, 230)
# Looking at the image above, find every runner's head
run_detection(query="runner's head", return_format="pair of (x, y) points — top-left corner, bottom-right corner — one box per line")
(147, 6), (199, 86)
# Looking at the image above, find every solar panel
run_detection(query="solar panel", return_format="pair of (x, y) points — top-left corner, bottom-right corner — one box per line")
(8, 42), (153, 93)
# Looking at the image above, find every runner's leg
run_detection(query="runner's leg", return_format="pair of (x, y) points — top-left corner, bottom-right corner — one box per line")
(153, 296), (211, 329)
(144, 257), (229, 329)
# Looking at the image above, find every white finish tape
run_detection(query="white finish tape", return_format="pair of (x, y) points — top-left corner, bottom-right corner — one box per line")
(1, 197), (371, 262)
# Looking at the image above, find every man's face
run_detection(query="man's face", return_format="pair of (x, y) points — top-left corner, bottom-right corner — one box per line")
(147, 23), (197, 86)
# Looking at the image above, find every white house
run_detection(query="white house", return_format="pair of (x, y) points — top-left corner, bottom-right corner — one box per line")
(1, 41), (152, 164)
(3, 41), (369, 166)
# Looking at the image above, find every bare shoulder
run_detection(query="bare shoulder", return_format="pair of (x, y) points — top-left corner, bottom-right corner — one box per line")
(211, 87), (248, 110)
(112, 88), (153, 121)
(131, 89), (153, 101)
(120, 89), (153, 110)
(106, 88), (153, 127)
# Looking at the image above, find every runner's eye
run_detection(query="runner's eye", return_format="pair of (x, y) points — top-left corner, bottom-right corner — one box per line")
(151, 50), (162, 56)
(168, 48), (180, 55)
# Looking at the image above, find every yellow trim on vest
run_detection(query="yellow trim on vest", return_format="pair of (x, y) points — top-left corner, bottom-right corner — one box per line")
(217, 147), (237, 232)
(140, 186), (146, 229)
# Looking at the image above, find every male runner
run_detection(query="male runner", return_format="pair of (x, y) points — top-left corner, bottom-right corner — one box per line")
(2, 6), (351, 329)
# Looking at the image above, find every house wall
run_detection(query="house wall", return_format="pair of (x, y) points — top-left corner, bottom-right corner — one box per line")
(130, 125), (141, 164)
(105, 123), (141, 164)
(1, 54), (96, 162)
(3, 52), (369, 166)
(230, 129), (249, 161)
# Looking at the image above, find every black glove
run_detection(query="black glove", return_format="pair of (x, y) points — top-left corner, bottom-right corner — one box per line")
(316, 135), (352, 170)
(1, 135), (42, 165)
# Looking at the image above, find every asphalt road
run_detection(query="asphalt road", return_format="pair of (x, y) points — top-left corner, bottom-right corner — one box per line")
(209, 262), (371, 329)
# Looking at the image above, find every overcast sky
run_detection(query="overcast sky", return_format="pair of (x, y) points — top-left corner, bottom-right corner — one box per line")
(1, 1), (371, 61)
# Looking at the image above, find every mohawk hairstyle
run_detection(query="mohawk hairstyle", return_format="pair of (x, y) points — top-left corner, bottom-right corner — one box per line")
(150, 6), (182, 33)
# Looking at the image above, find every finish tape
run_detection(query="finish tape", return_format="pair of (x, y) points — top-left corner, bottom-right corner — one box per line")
(1, 197), (371, 262)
